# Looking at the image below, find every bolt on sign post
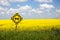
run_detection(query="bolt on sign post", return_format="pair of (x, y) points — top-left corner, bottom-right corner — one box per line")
(11, 13), (23, 30)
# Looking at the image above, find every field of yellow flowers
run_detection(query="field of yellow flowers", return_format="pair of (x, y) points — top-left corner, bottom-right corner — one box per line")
(0, 19), (60, 31)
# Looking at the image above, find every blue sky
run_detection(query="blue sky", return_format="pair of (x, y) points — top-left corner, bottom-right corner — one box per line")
(0, 0), (60, 19)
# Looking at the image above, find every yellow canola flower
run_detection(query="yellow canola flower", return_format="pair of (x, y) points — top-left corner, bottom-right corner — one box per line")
(0, 19), (60, 31)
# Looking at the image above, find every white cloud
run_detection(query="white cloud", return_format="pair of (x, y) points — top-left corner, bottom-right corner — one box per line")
(0, 6), (8, 13)
(0, 5), (56, 19)
(0, 5), (43, 16)
(35, 0), (53, 2)
(7, 8), (19, 15)
(55, 9), (60, 16)
(56, 9), (60, 13)
(6, 5), (32, 15)
(19, 5), (32, 11)
(0, 12), (4, 15)
(32, 9), (43, 13)
(0, 6), (5, 11)
(40, 4), (54, 9)
(9, 0), (27, 2)
(0, 0), (10, 6)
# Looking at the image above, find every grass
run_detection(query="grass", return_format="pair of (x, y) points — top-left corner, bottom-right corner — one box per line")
(0, 27), (60, 40)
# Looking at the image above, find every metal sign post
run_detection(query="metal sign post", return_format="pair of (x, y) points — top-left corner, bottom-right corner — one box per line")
(15, 24), (18, 30)
(11, 13), (23, 31)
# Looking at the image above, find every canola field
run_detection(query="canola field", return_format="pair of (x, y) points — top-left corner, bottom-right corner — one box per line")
(0, 19), (60, 40)
(0, 19), (60, 31)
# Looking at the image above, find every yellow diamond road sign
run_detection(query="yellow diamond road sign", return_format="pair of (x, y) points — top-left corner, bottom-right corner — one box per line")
(11, 13), (23, 24)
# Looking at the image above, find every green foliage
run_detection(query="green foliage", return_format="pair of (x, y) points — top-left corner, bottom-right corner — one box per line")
(0, 26), (60, 40)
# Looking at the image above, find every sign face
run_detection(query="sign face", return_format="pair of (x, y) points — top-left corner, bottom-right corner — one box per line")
(11, 13), (23, 24)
